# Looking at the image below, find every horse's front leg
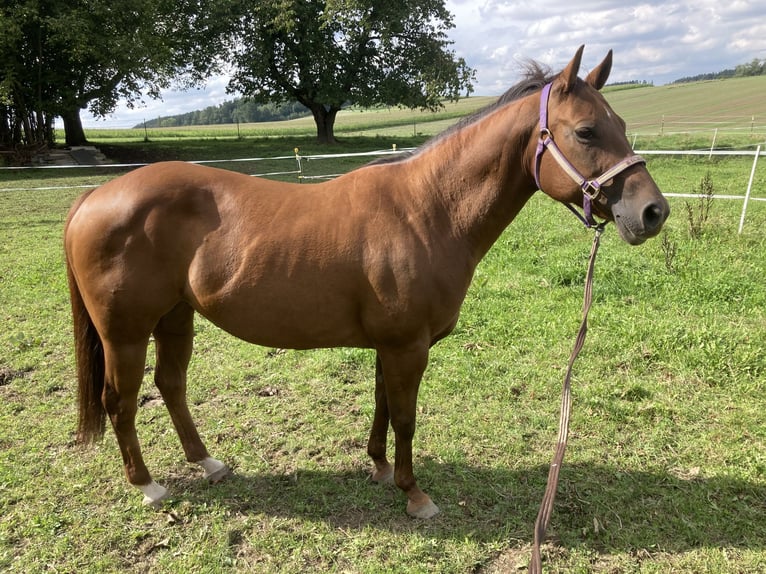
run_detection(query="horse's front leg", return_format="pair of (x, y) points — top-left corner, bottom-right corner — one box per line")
(367, 354), (394, 484)
(376, 343), (440, 519)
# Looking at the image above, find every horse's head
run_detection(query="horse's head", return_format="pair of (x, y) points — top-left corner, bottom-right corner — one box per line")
(532, 46), (669, 244)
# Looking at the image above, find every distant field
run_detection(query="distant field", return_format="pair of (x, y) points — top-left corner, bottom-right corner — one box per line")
(606, 76), (766, 137)
(83, 77), (766, 147)
(86, 97), (495, 143)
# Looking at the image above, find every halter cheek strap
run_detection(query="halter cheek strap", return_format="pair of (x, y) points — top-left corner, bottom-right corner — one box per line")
(534, 82), (646, 228)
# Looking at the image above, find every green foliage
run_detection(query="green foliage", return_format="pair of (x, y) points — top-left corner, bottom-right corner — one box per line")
(674, 57), (766, 84)
(602, 80), (654, 93)
(0, 1), (57, 146)
(141, 100), (311, 128)
(660, 231), (678, 273)
(0, 0), (231, 146)
(735, 58), (766, 77)
(227, 0), (475, 142)
(685, 171), (715, 238)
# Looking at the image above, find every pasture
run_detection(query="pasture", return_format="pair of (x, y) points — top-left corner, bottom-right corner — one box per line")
(2, 93), (766, 571)
(80, 75), (766, 149)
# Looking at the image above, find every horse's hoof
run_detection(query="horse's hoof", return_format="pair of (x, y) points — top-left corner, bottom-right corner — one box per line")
(199, 457), (230, 483)
(206, 465), (230, 483)
(139, 481), (169, 508)
(407, 497), (440, 519)
(371, 466), (394, 485)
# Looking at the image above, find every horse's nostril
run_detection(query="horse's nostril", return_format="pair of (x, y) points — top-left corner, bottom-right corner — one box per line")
(643, 201), (668, 231)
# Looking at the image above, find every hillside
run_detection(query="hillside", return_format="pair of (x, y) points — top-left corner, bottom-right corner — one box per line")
(605, 75), (766, 134)
(85, 75), (766, 144)
(324, 76), (766, 137)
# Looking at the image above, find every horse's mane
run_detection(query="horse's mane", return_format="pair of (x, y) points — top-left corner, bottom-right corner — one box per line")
(368, 61), (555, 166)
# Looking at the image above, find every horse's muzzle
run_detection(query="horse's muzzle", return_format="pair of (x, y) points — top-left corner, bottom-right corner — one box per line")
(614, 194), (670, 245)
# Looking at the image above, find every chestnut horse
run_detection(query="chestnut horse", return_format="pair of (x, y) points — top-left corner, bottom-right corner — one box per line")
(65, 47), (669, 517)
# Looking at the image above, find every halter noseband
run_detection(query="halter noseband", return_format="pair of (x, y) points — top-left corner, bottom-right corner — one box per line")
(534, 82), (646, 228)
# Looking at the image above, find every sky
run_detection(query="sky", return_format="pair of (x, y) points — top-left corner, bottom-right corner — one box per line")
(81, 0), (766, 128)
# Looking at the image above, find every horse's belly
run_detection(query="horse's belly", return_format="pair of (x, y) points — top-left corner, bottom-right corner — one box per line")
(185, 227), (467, 351)
(190, 282), (372, 350)
(209, 312), (371, 350)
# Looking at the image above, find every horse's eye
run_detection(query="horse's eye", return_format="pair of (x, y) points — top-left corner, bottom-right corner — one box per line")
(575, 127), (595, 142)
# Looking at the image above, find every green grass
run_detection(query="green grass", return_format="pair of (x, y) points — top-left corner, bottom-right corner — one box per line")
(607, 76), (766, 137)
(1, 137), (766, 572)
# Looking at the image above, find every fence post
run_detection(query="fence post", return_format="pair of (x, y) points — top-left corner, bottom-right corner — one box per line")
(709, 129), (718, 159)
(294, 148), (303, 182)
(738, 145), (761, 234)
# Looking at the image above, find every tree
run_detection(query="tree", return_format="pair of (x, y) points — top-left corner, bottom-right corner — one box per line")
(0, 0), (231, 148)
(227, 0), (475, 144)
(0, 4), (58, 149)
(735, 58), (766, 77)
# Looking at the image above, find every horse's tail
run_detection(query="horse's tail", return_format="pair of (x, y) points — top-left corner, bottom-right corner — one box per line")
(65, 190), (106, 444)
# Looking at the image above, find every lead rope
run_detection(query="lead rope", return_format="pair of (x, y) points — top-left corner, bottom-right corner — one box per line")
(528, 222), (605, 574)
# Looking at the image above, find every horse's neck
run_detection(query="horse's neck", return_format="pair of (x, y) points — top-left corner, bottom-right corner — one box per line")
(410, 97), (539, 261)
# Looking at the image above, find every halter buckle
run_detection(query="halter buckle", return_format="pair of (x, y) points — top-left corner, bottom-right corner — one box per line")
(582, 181), (601, 200)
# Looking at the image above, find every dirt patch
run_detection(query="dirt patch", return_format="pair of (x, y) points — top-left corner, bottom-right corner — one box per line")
(139, 392), (165, 408)
(0, 366), (32, 386)
(257, 385), (280, 397)
(479, 545), (530, 573)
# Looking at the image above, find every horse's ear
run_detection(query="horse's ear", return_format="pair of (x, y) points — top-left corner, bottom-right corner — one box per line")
(586, 50), (613, 90)
(561, 45), (585, 93)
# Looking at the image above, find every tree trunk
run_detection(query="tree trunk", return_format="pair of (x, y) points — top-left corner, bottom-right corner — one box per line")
(308, 104), (339, 144)
(0, 107), (10, 147)
(62, 109), (88, 146)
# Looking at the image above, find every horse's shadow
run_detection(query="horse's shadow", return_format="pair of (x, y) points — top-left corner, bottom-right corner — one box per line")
(165, 458), (766, 553)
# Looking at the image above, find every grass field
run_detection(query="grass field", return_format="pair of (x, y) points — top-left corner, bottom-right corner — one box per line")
(83, 97), (495, 145)
(74, 76), (766, 152)
(606, 76), (766, 137)
(2, 84), (766, 572)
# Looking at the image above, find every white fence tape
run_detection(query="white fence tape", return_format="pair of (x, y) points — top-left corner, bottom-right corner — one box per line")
(1, 146), (763, 231)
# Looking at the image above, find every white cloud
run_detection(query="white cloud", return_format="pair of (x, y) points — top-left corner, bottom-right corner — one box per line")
(728, 26), (766, 53)
(81, 0), (766, 127)
(460, 0), (766, 89)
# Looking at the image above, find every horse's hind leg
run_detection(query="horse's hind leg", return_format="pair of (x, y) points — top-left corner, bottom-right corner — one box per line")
(367, 354), (394, 484)
(101, 339), (168, 506)
(153, 303), (229, 484)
